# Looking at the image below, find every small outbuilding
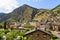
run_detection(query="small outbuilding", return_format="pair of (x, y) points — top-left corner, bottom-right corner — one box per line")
(23, 28), (51, 40)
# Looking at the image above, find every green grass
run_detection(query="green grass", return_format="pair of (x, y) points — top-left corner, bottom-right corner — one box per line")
(55, 38), (60, 40)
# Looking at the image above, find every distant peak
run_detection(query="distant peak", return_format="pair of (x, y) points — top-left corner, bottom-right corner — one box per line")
(58, 4), (60, 6)
(22, 4), (31, 7)
(52, 4), (60, 10)
(56, 4), (60, 7)
(23, 4), (29, 6)
(21, 4), (37, 9)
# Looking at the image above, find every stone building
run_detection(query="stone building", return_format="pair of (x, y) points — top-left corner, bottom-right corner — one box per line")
(51, 22), (60, 31)
(7, 21), (21, 28)
(50, 16), (60, 31)
(23, 28), (51, 40)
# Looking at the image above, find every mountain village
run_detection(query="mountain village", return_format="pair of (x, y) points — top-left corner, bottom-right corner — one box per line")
(0, 4), (60, 40)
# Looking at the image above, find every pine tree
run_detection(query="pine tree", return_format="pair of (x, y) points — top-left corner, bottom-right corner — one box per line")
(4, 22), (7, 29)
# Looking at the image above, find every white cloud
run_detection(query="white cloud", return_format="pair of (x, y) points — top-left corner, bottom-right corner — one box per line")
(0, 0), (19, 13)
(0, 0), (43, 13)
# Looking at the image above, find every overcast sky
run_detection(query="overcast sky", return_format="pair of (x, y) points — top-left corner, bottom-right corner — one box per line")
(0, 0), (60, 13)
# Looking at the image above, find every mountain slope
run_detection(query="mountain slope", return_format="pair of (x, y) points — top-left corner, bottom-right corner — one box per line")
(34, 9), (53, 21)
(0, 13), (6, 18)
(0, 13), (6, 20)
(52, 5), (60, 16)
(34, 5), (60, 21)
(0, 4), (60, 23)
(0, 4), (38, 22)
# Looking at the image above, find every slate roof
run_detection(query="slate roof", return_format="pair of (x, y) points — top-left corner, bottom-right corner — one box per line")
(24, 28), (52, 36)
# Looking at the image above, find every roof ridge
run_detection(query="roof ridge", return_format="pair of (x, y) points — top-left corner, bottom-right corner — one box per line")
(23, 28), (52, 36)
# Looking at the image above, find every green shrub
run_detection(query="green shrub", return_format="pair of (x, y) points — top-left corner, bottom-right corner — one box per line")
(23, 24), (35, 29)
(51, 35), (58, 40)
